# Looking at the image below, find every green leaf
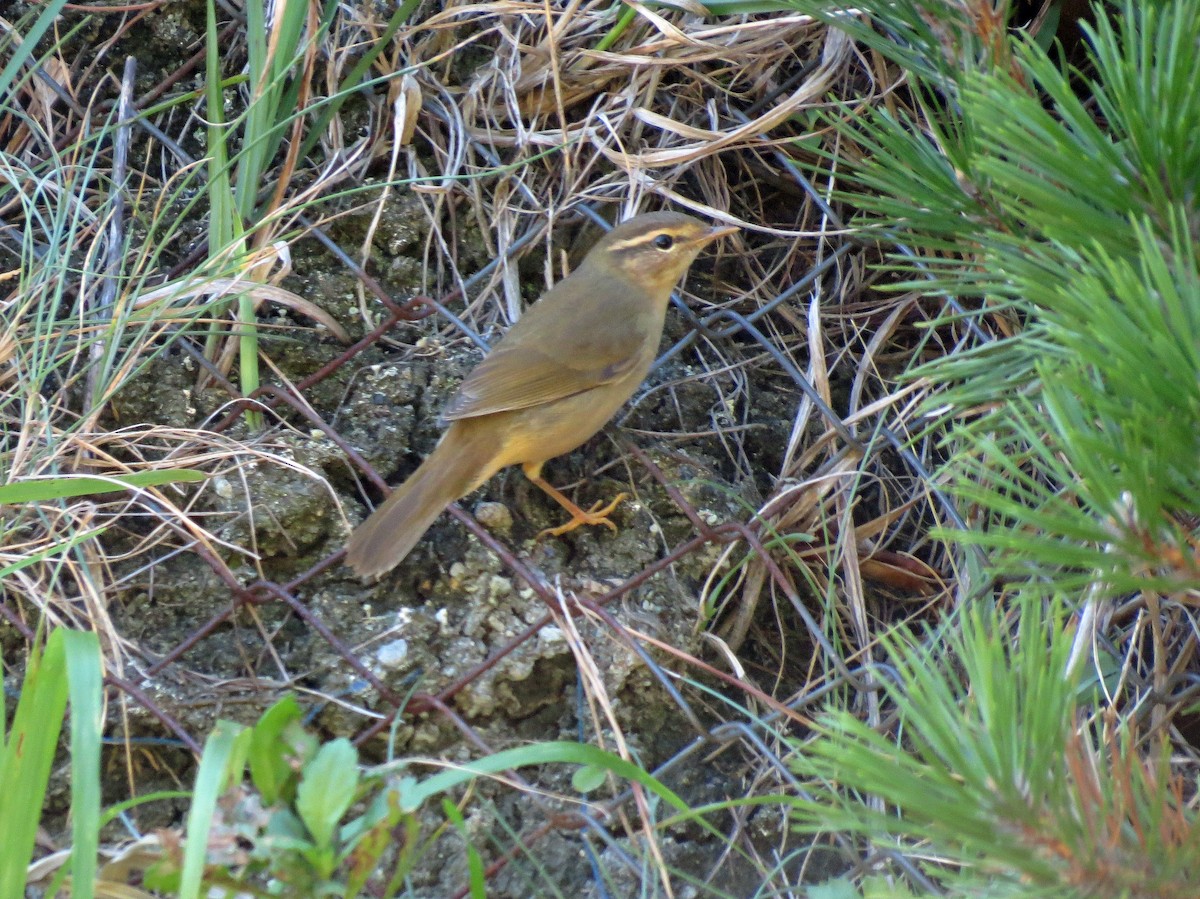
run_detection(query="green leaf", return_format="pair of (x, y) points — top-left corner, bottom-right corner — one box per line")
(570, 764), (608, 794)
(178, 720), (248, 899)
(0, 630), (68, 898)
(64, 630), (103, 899)
(264, 806), (313, 845)
(248, 696), (307, 805)
(296, 738), (359, 849)
(444, 799), (487, 898)
(808, 878), (860, 899)
(0, 0), (71, 92)
(0, 469), (205, 504)
(394, 741), (700, 833)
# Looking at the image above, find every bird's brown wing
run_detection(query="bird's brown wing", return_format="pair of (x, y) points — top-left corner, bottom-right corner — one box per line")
(440, 266), (653, 422)
(440, 340), (640, 421)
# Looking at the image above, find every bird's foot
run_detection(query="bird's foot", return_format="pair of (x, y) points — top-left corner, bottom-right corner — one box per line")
(536, 492), (628, 540)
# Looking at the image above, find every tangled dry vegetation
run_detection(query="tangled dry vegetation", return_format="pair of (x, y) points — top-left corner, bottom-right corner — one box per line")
(10, 0), (1188, 895)
(3, 5), (947, 713)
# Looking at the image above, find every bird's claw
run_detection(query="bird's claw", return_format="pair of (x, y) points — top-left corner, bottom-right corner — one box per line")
(536, 492), (628, 540)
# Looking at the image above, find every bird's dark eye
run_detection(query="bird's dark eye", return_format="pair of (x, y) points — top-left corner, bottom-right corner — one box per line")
(653, 234), (674, 250)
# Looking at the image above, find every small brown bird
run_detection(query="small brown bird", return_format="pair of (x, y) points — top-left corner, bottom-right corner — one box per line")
(346, 211), (737, 577)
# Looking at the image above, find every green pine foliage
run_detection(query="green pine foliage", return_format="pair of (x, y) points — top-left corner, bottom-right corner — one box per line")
(829, 0), (1200, 595)
(787, 1), (1200, 894)
(792, 596), (1200, 897)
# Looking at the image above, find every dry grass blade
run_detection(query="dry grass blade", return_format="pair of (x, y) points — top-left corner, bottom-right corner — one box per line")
(133, 276), (350, 344)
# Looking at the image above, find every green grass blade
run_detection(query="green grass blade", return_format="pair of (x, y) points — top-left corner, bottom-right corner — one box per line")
(0, 0), (72, 91)
(178, 720), (248, 899)
(63, 630), (103, 899)
(0, 470), (205, 504)
(0, 630), (68, 897)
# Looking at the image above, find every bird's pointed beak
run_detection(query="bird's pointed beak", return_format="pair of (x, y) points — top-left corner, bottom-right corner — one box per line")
(701, 223), (740, 245)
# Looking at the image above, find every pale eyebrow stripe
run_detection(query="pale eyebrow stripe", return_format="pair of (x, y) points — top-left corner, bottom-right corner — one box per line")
(608, 232), (668, 252)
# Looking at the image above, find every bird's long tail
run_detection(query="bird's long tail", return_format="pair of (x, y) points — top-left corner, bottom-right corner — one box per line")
(345, 422), (498, 577)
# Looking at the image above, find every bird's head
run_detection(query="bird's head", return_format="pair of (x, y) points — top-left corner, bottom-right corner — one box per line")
(584, 211), (738, 296)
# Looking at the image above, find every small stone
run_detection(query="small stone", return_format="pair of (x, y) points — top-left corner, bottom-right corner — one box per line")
(376, 639), (409, 668)
(473, 501), (513, 533)
(213, 476), (233, 500)
(486, 575), (513, 601)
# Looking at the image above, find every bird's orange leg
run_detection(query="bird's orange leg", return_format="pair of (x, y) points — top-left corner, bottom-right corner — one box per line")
(521, 462), (628, 539)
